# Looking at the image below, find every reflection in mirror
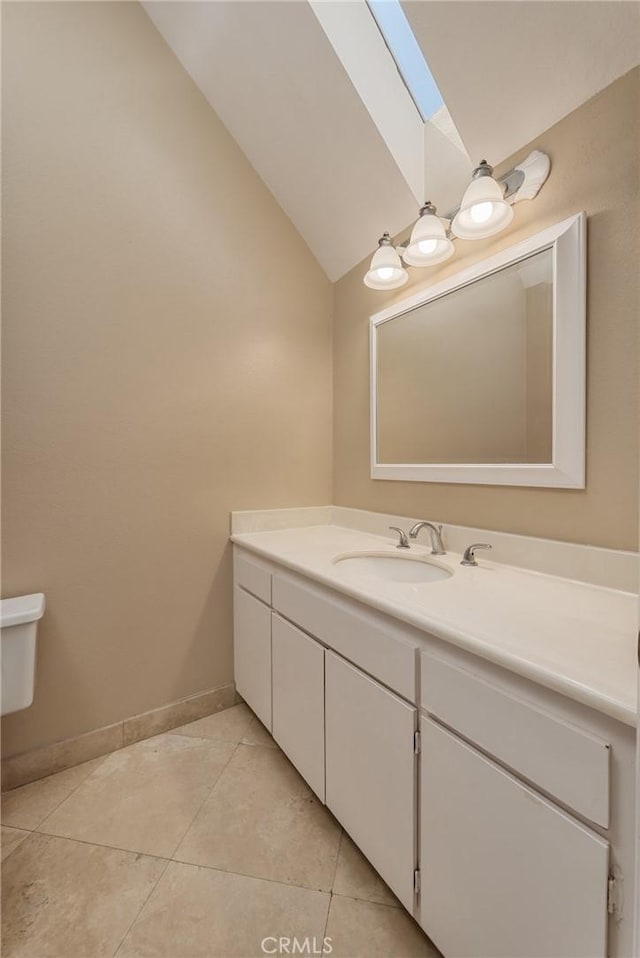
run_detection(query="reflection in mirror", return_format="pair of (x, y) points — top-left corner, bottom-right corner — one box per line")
(376, 248), (553, 465)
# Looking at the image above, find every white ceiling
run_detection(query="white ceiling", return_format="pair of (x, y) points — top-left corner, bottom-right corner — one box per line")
(143, 1), (640, 281)
(143, 0), (420, 281)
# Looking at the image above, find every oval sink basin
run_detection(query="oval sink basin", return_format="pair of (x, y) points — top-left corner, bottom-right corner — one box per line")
(333, 551), (452, 584)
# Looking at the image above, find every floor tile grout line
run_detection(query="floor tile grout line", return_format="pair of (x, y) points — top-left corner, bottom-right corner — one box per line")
(121, 728), (250, 751)
(319, 826), (344, 951)
(31, 733), (251, 843)
(113, 870), (370, 957)
(165, 736), (281, 862)
(168, 738), (341, 894)
(168, 855), (336, 895)
(166, 741), (242, 861)
(31, 755), (110, 833)
(2, 758), (107, 834)
(27, 739), (278, 858)
(168, 702), (254, 740)
(4, 832), (398, 910)
(1, 821), (35, 834)
(322, 893), (334, 956)
(112, 856), (171, 958)
(0, 827), (31, 864)
(331, 890), (403, 910)
(237, 739), (280, 749)
(22, 829), (342, 899)
(30, 828), (172, 864)
(329, 829), (401, 910)
(164, 727), (253, 747)
(6, 831), (401, 931)
(329, 827), (343, 893)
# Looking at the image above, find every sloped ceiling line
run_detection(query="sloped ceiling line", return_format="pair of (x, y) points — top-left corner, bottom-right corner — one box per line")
(143, 0), (640, 281)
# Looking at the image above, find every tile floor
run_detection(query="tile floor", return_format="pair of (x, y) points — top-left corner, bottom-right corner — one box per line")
(1, 703), (441, 958)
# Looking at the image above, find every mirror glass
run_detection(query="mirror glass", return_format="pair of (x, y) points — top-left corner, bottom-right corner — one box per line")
(376, 247), (554, 465)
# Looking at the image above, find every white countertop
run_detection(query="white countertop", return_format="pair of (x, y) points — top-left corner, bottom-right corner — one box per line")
(231, 524), (638, 727)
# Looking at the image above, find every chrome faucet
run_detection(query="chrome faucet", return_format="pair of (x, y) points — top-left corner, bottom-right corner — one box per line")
(388, 526), (410, 549)
(409, 521), (446, 555)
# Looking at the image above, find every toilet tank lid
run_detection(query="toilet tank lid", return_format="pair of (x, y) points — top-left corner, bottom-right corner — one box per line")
(0, 593), (46, 628)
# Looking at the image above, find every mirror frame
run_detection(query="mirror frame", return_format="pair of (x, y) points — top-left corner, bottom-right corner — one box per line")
(370, 212), (586, 488)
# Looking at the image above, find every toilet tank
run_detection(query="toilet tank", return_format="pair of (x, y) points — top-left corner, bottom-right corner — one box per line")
(1, 593), (45, 716)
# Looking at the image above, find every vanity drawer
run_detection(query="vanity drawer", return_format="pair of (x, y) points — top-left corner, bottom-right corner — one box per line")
(272, 572), (418, 702)
(233, 548), (272, 605)
(420, 653), (610, 828)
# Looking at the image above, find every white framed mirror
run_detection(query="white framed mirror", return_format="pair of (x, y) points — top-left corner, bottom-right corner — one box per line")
(370, 212), (586, 487)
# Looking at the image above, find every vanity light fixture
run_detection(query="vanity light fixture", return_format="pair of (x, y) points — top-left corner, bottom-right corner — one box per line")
(364, 150), (551, 288)
(451, 160), (513, 239)
(402, 202), (454, 267)
(364, 232), (409, 290)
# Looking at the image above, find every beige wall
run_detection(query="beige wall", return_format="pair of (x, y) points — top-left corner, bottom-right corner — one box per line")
(1, 2), (332, 757)
(334, 68), (640, 551)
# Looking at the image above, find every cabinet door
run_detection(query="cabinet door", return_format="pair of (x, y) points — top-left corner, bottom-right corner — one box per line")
(272, 614), (325, 801)
(233, 586), (271, 730)
(420, 716), (609, 958)
(325, 650), (417, 910)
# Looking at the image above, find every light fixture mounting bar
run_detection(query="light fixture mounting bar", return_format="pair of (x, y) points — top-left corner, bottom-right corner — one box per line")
(500, 168), (526, 201)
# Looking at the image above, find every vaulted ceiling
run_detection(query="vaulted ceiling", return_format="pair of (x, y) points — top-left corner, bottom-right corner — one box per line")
(143, 1), (640, 281)
(402, 1), (640, 168)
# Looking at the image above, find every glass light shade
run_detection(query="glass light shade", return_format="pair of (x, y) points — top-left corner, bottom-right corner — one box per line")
(364, 238), (408, 290)
(403, 207), (454, 267)
(452, 173), (514, 240)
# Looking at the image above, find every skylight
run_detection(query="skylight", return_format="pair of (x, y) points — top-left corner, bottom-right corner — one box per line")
(367, 0), (443, 122)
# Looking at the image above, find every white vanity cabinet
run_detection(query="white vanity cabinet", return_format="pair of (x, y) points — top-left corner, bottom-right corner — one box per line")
(420, 717), (609, 958)
(272, 613), (325, 801)
(233, 546), (421, 912)
(233, 586), (272, 730)
(417, 649), (633, 958)
(232, 544), (635, 958)
(325, 650), (418, 911)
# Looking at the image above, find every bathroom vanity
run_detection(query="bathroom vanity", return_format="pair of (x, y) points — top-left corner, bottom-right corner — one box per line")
(231, 516), (637, 958)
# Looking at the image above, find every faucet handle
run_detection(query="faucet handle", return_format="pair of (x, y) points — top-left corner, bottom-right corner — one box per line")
(461, 543), (492, 567)
(389, 526), (410, 549)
